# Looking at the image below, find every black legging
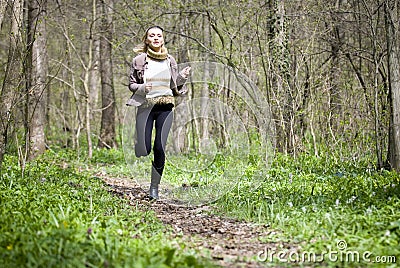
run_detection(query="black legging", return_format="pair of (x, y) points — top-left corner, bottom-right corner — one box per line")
(135, 104), (173, 175)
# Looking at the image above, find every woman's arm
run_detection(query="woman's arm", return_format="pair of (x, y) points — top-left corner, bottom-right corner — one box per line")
(169, 56), (190, 95)
(128, 54), (147, 95)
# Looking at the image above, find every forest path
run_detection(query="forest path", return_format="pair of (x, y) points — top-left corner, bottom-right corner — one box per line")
(102, 176), (297, 267)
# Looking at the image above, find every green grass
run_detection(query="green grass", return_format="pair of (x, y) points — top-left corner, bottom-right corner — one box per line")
(1, 146), (399, 267)
(0, 149), (215, 268)
(67, 146), (400, 266)
(215, 152), (400, 266)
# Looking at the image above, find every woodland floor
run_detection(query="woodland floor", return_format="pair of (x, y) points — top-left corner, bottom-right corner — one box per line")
(101, 176), (302, 268)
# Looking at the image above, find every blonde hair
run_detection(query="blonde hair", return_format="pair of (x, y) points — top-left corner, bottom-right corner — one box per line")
(133, 25), (164, 54)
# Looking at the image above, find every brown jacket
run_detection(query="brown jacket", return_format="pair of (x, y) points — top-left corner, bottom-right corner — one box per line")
(127, 53), (188, 106)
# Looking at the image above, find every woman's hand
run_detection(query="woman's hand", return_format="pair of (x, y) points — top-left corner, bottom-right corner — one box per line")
(180, 66), (191, 79)
(144, 83), (152, 93)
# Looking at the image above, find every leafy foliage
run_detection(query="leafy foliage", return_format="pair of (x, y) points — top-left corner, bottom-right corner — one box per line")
(216, 151), (400, 265)
(1, 146), (399, 267)
(0, 150), (213, 268)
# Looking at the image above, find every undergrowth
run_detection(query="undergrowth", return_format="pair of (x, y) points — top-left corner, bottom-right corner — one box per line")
(1, 146), (399, 267)
(0, 149), (214, 268)
(216, 152), (400, 266)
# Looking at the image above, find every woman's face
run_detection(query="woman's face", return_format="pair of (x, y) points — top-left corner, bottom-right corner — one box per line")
(146, 27), (164, 52)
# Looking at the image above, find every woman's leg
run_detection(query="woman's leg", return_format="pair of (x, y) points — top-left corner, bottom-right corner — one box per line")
(149, 107), (173, 200)
(135, 107), (154, 157)
(153, 109), (174, 175)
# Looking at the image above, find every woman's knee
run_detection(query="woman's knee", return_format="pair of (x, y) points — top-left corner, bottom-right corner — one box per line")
(135, 143), (151, 157)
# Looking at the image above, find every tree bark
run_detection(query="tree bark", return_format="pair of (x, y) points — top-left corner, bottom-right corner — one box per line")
(0, 0), (23, 169)
(83, 0), (98, 158)
(89, 38), (101, 110)
(386, 0), (400, 171)
(0, 0), (7, 30)
(27, 0), (48, 160)
(98, 0), (117, 149)
(327, 0), (344, 134)
(171, 6), (190, 153)
(200, 9), (210, 143)
(268, 0), (292, 153)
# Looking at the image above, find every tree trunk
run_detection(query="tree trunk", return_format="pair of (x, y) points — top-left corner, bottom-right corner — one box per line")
(386, 0), (400, 171)
(83, 0), (98, 158)
(0, 0), (23, 169)
(27, 0), (48, 160)
(98, 0), (117, 149)
(327, 0), (344, 136)
(200, 1), (210, 145)
(171, 8), (190, 153)
(0, 0), (7, 30)
(89, 38), (101, 110)
(268, 0), (292, 153)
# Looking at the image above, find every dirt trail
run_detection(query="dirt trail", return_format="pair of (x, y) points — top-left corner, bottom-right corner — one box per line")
(103, 176), (296, 267)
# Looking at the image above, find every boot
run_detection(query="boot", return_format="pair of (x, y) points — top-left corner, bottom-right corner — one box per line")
(149, 162), (163, 200)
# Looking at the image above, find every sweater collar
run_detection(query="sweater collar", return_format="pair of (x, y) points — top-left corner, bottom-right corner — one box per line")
(147, 46), (168, 60)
